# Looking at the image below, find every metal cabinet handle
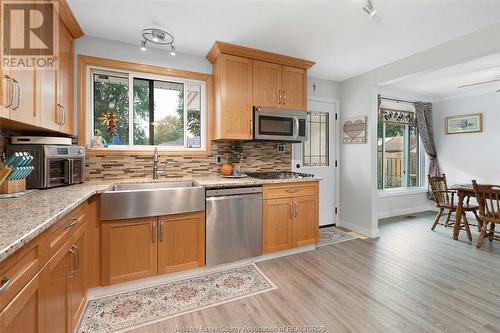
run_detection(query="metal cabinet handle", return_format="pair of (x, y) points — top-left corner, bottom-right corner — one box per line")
(160, 222), (164, 241)
(57, 104), (62, 125)
(286, 188), (299, 193)
(0, 277), (11, 294)
(250, 120), (253, 135)
(64, 217), (79, 229)
(278, 90), (282, 104)
(68, 247), (77, 278)
(11, 79), (20, 110)
(294, 202), (298, 218)
(289, 202), (293, 219)
(152, 222), (157, 242)
(60, 104), (66, 126)
(283, 90), (286, 105)
(74, 245), (80, 272)
(3, 75), (13, 108)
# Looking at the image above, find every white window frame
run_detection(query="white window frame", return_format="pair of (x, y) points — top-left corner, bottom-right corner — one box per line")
(88, 65), (207, 152)
(377, 118), (426, 195)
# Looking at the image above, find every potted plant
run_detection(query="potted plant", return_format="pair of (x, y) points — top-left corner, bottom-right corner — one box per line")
(230, 141), (243, 176)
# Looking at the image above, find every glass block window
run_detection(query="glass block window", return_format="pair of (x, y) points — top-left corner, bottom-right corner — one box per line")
(303, 112), (329, 166)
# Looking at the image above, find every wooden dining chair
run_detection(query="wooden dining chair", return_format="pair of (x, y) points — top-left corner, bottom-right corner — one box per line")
(472, 180), (500, 249)
(428, 174), (479, 240)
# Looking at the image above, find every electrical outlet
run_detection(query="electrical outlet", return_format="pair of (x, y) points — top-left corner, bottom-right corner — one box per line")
(276, 144), (285, 153)
(215, 155), (222, 164)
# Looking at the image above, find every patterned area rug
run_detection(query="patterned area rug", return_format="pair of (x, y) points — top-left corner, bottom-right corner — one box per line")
(78, 264), (276, 333)
(317, 226), (356, 247)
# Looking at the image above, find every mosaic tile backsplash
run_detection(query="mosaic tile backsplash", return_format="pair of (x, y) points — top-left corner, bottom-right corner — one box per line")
(85, 141), (292, 180)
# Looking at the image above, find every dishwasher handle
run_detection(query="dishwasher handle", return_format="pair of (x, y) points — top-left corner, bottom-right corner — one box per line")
(206, 193), (262, 201)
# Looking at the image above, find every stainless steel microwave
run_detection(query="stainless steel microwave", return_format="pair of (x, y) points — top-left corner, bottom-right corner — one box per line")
(253, 107), (307, 142)
(6, 144), (85, 189)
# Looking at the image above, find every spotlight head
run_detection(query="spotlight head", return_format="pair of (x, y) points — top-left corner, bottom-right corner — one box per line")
(170, 45), (176, 56)
(140, 40), (147, 51)
(363, 0), (376, 18)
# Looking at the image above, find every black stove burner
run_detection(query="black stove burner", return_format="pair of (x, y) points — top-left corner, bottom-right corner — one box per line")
(247, 171), (315, 180)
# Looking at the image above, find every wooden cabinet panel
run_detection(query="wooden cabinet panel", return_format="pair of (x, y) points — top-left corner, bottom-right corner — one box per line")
(86, 196), (101, 289)
(281, 66), (307, 111)
(157, 212), (205, 274)
(43, 241), (70, 333)
(57, 20), (74, 135)
(263, 198), (294, 254)
(214, 54), (253, 140)
(293, 195), (318, 247)
(38, 70), (59, 131)
(101, 217), (157, 285)
(0, 272), (43, 333)
(263, 182), (318, 200)
(67, 225), (87, 332)
(253, 60), (281, 108)
(44, 204), (85, 258)
(8, 70), (37, 125)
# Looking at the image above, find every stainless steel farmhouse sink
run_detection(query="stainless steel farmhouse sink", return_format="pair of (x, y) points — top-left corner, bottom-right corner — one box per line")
(100, 181), (205, 220)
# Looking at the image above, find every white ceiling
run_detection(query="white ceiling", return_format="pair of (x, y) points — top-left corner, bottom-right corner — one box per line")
(67, 0), (500, 81)
(380, 52), (500, 101)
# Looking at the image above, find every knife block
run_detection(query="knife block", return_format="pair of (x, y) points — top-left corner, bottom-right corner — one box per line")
(0, 179), (26, 194)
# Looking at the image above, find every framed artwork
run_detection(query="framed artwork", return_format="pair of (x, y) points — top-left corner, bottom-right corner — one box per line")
(445, 113), (483, 135)
(343, 116), (366, 144)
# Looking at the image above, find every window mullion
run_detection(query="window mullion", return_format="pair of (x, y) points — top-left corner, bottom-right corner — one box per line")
(183, 82), (188, 148)
(128, 74), (134, 145)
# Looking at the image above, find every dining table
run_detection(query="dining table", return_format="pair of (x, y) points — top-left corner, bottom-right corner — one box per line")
(450, 183), (476, 240)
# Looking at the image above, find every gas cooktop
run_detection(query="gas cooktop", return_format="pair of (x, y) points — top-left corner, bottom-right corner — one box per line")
(246, 171), (315, 180)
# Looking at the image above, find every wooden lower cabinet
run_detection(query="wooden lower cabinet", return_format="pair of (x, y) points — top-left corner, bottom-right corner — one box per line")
(263, 182), (319, 254)
(263, 198), (294, 253)
(101, 212), (205, 285)
(293, 195), (318, 247)
(0, 272), (44, 333)
(101, 217), (158, 285)
(158, 212), (205, 274)
(43, 223), (87, 333)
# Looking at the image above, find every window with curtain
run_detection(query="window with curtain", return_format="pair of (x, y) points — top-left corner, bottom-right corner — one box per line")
(377, 102), (422, 190)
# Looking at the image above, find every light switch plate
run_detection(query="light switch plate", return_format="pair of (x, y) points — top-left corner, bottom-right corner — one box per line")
(215, 155), (222, 164)
(276, 144), (285, 153)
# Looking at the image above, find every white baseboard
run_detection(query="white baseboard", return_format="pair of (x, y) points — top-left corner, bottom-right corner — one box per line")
(338, 220), (379, 238)
(377, 205), (436, 219)
(87, 245), (315, 300)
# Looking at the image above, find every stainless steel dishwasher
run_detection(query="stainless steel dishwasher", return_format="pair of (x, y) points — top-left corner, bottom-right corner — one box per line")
(206, 187), (262, 266)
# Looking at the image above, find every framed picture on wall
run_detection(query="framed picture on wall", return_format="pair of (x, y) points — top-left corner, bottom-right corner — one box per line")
(343, 116), (367, 144)
(445, 113), (483, 135)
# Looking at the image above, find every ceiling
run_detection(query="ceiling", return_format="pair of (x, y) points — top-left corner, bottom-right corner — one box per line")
(380, 52), (500, 101)
(67, 0), (500, 81)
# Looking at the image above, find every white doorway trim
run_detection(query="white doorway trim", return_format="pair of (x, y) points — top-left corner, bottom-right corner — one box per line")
(292, 96), (341, 226)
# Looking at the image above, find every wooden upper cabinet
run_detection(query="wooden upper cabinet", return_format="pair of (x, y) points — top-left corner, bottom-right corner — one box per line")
(101, 217), (158, 286)
(57, 21), (74, 135)
(207, 41), (314, 139)
(281, 66), (307, 111)
(253, 60), (281, 108)
(213, 54), (253, 140)
(157, 212), (205, 274)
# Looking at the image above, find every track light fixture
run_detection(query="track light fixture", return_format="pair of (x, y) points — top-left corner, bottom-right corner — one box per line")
(139, 28), (176, 56)
(363, 0), (377, 18)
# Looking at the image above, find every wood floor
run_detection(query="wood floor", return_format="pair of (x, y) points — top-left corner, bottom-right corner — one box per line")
(128, 211), (500, 333)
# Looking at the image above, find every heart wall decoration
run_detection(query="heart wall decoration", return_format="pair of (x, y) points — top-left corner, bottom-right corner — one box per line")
(343, 116), (367, 144)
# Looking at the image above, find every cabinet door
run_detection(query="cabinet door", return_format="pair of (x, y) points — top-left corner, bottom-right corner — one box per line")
(43, 242), (69, 333)
(38, 70), (59, 131)
(281, 66), (307, 111)
(293, 195), (318, 247)
(57, 20), (74, 135)
(101, 217), (157, 285)
(216, 54), (253, 140)
(157, 212), (205, 274)
(263, 198), (293, 254)
(253, 60), (281, 109)
(0, 272), (43, 333)
(67, 225), (87, 332)
(8, 69), (37, 125)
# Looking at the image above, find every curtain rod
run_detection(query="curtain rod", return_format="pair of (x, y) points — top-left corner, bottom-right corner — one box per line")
(378, 94), (418, 105)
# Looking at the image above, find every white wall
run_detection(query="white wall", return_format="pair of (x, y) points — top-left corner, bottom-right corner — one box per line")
(307, 77), (340, 100)
(434, 92), (500, 185)
(339, 23), (500, 237)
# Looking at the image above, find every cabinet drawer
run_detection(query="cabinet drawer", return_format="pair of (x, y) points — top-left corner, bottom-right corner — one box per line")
(0, 237), (45, 312)
(263, 182), (318, 200)
(44, 205), (85, 257)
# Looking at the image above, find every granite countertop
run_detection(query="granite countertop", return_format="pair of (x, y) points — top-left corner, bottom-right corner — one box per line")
(0, 176), (319, 263)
